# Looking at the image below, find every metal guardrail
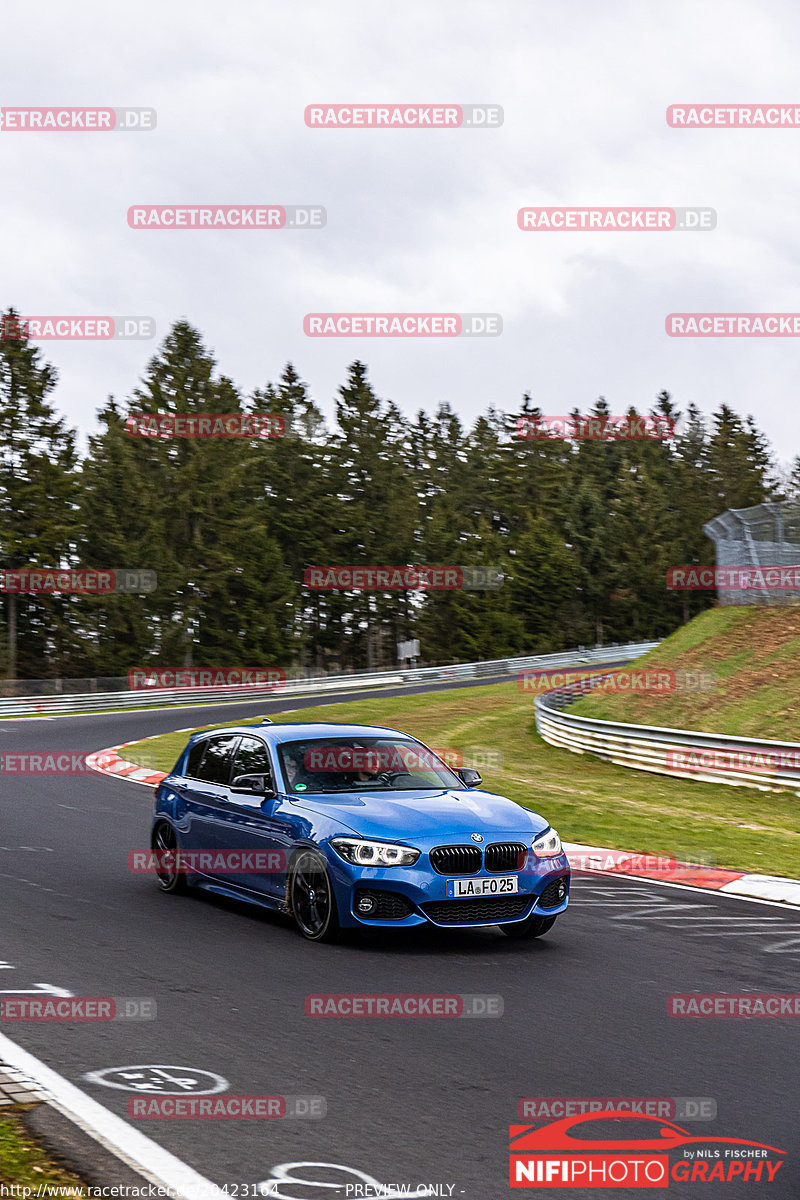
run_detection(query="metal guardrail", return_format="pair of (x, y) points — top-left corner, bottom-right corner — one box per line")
(535, 688), (800, 794)
(0, 641), (659, 717)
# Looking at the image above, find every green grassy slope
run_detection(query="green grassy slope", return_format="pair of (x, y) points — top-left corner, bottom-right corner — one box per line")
(570, 607), (800, 741)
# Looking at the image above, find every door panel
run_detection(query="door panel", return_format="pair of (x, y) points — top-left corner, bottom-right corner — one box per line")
(178, 735), (239, 871)
(214, 736), (291, 897)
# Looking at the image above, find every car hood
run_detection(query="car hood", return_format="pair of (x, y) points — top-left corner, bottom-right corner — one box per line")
(294, 788), (549, 842)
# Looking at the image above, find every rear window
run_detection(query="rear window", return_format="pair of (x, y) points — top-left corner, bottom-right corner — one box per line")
(184, 741), (207, 778)
(192, 735), (239, 784)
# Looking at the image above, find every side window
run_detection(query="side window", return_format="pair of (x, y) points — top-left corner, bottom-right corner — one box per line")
(195, 736), (239, 785)
(231, 736), (272, 781)
(184, 741), (207, 779)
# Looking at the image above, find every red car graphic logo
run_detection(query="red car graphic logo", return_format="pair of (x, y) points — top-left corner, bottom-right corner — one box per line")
(510, 1112), (785, 1188)
(511, 1111), (784, 1154)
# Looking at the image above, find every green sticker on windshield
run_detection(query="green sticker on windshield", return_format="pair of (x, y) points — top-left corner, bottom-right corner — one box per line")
(295, 783), (307, 791)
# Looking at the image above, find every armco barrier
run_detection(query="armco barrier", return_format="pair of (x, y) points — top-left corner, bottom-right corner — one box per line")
(0, 641), (658, 718)
(535, 689), (800, 794)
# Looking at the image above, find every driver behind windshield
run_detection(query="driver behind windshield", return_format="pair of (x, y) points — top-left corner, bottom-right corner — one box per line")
(282, 747), (322, 792)
(350, 746), (388, 785)
(278, 739), (461, 792)
(282, 743), (361, 792)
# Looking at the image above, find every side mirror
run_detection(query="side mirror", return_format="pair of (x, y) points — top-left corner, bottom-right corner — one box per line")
(457, 767), (482, 788)
(230, 773), (276, 798)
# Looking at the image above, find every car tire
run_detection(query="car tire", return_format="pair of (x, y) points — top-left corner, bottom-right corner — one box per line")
(500, 914), (556, 939)
(288, 850), (340, 942)
(151, 821), (186, 894)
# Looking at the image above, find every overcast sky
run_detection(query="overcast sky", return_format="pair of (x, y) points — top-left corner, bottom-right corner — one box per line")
(3, 0), (800, 466)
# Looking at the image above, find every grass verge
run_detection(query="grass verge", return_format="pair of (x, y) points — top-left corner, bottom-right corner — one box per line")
(0, 1110), (85, 1190)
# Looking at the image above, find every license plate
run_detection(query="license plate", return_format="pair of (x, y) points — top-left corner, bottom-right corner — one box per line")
(446, 875), (519, 898)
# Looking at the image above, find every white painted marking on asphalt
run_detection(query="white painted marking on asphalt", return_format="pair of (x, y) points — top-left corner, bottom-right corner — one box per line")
(575, 880), (800, 951)
(652, 921), (791, 931)
(0, 1032), (226, 1200)
(650, 919), (790, 926)
(602, 905), (796, 927)
(608, 905), (710, 916)
(577, 900), (697, 906)
(575, 872), (800, 911)
(576, 889), (683, 900)
(258, 1162), (435, 1199)
(577, 886), (657, 893)
(0, 984), (72, 997)
(581, 891), (795, 924)
(598, 907), (785, 921)
(763, 937), (800, 953)
(687, 928), (800, 938)
(84, 1065), (229, 1094)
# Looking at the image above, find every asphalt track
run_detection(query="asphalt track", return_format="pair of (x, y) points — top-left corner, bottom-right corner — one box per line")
(1, 676), (799, 1197)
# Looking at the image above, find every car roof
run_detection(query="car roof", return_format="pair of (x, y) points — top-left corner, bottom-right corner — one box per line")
(188, 722), (413, 744)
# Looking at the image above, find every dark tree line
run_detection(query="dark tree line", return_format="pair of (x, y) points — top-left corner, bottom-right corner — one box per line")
(0, 311), (790, 680)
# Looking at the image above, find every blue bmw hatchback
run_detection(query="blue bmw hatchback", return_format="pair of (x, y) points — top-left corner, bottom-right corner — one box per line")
(151, 720), (570, 941)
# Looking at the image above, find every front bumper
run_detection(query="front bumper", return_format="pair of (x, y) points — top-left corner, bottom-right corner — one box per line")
(326, 848), (571, 929)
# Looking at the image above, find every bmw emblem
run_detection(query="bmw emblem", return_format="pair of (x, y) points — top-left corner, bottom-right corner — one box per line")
(471, 833), (484, 843)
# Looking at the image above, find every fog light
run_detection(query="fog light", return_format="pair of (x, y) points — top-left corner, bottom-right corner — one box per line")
(557, 880), (567, 901)
(357, 893), (377, 915)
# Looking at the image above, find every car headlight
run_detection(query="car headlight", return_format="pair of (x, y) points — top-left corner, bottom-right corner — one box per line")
(532, 828), (562, 858)
(331, 838), (420, 867)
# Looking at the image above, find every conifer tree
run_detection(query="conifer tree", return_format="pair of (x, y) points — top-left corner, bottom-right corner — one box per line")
(0, 311), (80, 678)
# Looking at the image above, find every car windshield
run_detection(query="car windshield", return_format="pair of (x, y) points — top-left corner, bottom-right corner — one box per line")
(277, 736), (463, 793)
